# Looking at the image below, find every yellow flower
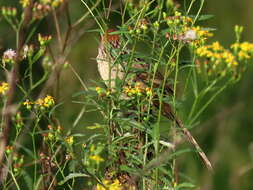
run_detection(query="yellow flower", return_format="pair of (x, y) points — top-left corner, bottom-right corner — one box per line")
(0, 82), (9, 95)
(110, 179), (122, 190)
(123, 86), (134, 96)
(175, 11), (181, 17)
(43, 95), (55, 107)
(145, 87), (152, 96)
(196, 46), (208, 56)
(206, 50), (213, 58)
(20, 0), (30, 7)
(96, 179), (123, 190)
(231, 43), (240, 50)
(191, 26), (213, 40)
(89, 155), (104, 164)
(35, 98), (44, 106)
(213, 52), (222, 59)
(222, 51), (235, 64)
(123, 86), (131, 93)
(52, 0), (64, 8)
(231, 42), (253, 61)
(96, 180), (110, 190)
(123, 83), (144, 96)
(238, 51), (250, 60)
(231, 61), (238, 66)
(96, 86), (102, 93)
(23, 99), (33, 109)
(212, 41), (223, 51)
(65, 136), (74, 145)
(134, 83), (143, 95)
(35, 95), (55, 108)
(240, 42), (253, 52)
(38, 34), (52, 46)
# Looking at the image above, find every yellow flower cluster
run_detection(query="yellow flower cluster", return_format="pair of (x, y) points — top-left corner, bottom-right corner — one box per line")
(0, 82), (9, 95)
(43, 125), (62, 142)
(165, 11), (193, 26)
(96, 179), (122, 190)
(182, 26), (213, 45)
(231, 42), (253, 60)
(162, 11), (213, 44)
(36, 95), (55, 108)
(190, 26), (213, 40)
(23, 99), (33, 109)
(196, 41), (238, 68)
(38, 34), (52, 46)
(123, 83), (152, 97)
(195, 40), (253, 77)
(123, 86), (142, 96)
(23, 95), (55, 109)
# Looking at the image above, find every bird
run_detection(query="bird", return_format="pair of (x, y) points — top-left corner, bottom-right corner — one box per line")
(96, 29), (213, 171)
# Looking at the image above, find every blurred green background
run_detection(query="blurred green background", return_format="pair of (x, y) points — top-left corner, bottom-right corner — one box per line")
(1, 0), (253, 189)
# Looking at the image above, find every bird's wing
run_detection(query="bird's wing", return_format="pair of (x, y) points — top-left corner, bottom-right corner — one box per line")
(131, 61), (174, 96)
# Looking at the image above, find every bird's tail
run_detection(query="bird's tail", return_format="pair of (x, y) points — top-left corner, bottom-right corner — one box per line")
(155, 100), (213, 171)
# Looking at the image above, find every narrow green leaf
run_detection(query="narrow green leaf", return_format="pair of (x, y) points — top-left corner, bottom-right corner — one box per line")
(198, 14), (214, 21)
(177, 182), (195, 188)
(120, 165), (136, 173)
(58, 173), (90, 185)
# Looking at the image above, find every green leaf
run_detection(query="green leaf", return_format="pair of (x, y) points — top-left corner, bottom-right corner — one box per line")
(32, 48), (45, 63)
(58, 173), (90, 185)
(152, 122), (160, 141)
(120, 165), (136, 173)
(49, 102), (64, 117)
(177, 182), (195, 188)
(159, 140), (174, 148)
(86, 123), (104, 130)
(168, 148), (193, 159)
(21, 170), (33, 190)
(18, 144), (36, 159)
(71, 133), (86, 137)
(198, 14), (214, 21)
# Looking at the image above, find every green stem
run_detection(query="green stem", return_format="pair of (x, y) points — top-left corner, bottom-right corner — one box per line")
(9, 170), (21, 190)
(80, 0), (104, 33)
(51, 147), (72, 189)
(186, 0), (196, 15)
(190, 80), (231, 125)
(32, 115), (41, 189)
(193, 0), (205, 24)
(188, 79), (218, 123)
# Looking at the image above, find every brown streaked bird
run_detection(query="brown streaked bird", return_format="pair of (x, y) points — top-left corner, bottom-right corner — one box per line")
(96, 29), (213, 171)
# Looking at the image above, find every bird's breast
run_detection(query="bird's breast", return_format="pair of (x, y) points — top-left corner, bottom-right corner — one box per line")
(96, 49), (124, 88)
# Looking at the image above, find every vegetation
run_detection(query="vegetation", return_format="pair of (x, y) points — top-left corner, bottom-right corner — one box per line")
(0, 0), (252, 189)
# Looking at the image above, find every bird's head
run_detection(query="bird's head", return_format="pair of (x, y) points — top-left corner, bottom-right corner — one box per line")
(101, 29), (120, 48)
